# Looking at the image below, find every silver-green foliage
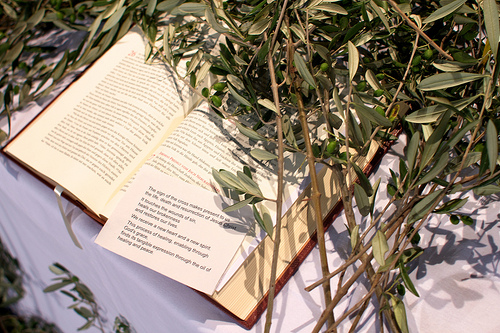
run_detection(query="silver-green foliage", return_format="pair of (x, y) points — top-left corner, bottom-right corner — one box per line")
(155, 1), (500, 332)
(44, 263), (135, 333)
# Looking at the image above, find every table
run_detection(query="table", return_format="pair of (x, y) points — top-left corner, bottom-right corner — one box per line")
(1, 77), (500, 333)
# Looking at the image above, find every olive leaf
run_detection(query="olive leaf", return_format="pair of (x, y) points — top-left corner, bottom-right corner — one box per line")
(258, 98), (278, 113)
(347, 41), (359, 83)
(419, 110), (451, 171)
(248, 17), (271, 35)
(406, 132), (420, 176)
(294, 52), (316, 87)
(483, 0), (499, 59)
(289, 23), (306, 44)
(423, 0), (467, 24)
(350, 225), (360, 250)
(416, 152), (449, 186)
(354, 183), (370, 216)
(250, 148), (278, 161)
(352, 103), (392, 127)
(473, 184), (500, 196)
(102, 6), (126, 32)
(407, 189), (444, 224)
(369, 0), (390, 31)
(227, 74), (245, 90)
(43, 280), (72, 293)
(3, 41), (24, 64)
(417, 72), (487, 91)
(205, 8), (229, 33)
(212, 168), (231, 189)
(309, 2), (347, 15)
(405, 105), (447, 124)
(157, 0), (185, 12)
(51, 50), (69, 81)
(223, 197), (254, 212)
(432, 60), (473, 72)
(282, 115), (298, 149)
(218, 170), (246, 192)
(253, 204), (274, 238)
(1, 1), (17, 19)
(75, 306), (94, 319)
(146, 0), (157, 17)
(26, 9), (45, 28)
(399, 262), (419, 297)
(365, 69), (382, 91)
(434, 198), (468, 214)
(236, 122), (266, 141)
(49, 263), (67, 275)
(390, 295), (409, 333)
(227, 83), (252, 107)
(369, 178), (381, 217)
(486, 119), (498, 174)
(372, 230), (389, 266)
(237, 171), (263, 196)
(176, 2), (207, 15)
(352, 162), (373, 196)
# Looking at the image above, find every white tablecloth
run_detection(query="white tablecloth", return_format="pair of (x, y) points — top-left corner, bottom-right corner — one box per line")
(2, 81), (500, 333)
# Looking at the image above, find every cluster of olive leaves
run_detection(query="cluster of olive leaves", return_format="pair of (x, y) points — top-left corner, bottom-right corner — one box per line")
(2, 0), (500, 332)
(0, 0), (145, 143)
(44, 263), (135, 333)
(152, 1), (500, 332)
(0, 237), (133, 332)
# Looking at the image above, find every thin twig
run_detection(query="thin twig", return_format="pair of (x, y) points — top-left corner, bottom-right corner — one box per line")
(263, 1), (288, 332)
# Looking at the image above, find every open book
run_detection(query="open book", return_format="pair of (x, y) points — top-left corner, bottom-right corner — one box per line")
(3, 27), (392, 328)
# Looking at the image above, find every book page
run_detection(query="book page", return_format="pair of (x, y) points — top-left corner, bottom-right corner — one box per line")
(4, 27), (198, 216)
(95, 165), (252, 294)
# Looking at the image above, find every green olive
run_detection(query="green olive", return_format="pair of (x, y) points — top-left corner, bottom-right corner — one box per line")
(202, 87), (209, 98)
(211, 95), (222, 107)
(320, 62), (329, 72)
(411, 55), (421, 66)
(213, 82), (226, 91)
(423, 48), (433, 60)
(356, 81), (367, 91)
(450, 215), (460, 225)
(326, 139), (338, 154)
(374, 89), (384, 97)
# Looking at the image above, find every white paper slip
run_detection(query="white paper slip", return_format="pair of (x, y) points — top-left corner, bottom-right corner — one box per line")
(95, 165), (252, 294)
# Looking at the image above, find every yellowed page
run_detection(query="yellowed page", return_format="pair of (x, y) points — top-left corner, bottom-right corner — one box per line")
(5, 27), (197, 217)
